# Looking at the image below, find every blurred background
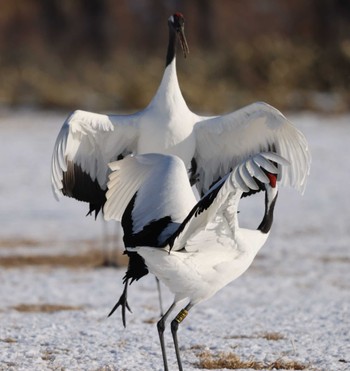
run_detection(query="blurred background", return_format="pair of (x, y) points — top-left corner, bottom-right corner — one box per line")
(1, 0), (349, 113)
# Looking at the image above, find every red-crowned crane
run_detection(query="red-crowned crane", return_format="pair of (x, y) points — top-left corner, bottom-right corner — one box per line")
(103, 151), (293, 371)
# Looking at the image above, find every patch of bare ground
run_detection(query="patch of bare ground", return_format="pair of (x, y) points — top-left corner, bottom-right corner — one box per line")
(142, 317), (158, 324)
(260, 332), (285, 341)
(94, 365), (120, 371)
(195, 350), (308, 370)
(0, 237), (128, 268)
(225, 331), (285, 341)
(40, 348), (73, 363)
(2, 362), (17, 369)
(41, 349), (56, 361)
(12, 303), (83, 313)
(1, 337), (17, 343)
(319, 255), (350, 264)
(0, 250), (104, 268)
(0, 249), (128, 268)
(0, 238), (43, 248)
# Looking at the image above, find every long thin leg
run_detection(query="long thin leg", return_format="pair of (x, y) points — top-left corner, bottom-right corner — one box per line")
(171, 302), (193, 371)
(155, 277), (164, 317)
(157, 302), (177, 371)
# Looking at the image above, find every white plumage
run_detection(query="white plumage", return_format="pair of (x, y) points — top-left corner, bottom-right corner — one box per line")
(51, 13), (311, 217)
(103, 151), (289, 371)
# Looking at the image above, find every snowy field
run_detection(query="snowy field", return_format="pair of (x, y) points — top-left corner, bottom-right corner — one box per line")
(0, 109), (349, 371)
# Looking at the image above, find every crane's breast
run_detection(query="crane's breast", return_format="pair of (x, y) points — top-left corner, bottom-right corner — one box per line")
(138, 113), (196, 167)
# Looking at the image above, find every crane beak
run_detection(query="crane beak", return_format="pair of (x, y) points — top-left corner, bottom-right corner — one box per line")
(178, 27), (189, 58)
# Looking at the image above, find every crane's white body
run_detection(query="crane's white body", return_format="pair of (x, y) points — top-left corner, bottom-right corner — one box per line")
(104, 152), (282, 306)
(103, 150), (302, 371)
(135, 227), (268, 305)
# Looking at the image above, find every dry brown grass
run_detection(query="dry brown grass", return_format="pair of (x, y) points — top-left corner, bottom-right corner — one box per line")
(260, 332), (286, 341)
(94, 365), (120, 371)
(319, 255), (350, 264)
(0, 238), (128, 268)
(12, 303), (83, 313)
(1, 337), (17, 343)
(0, 238), (41, 249)
(40, 349), (56, 361)
(196, 350), (308, 370)
(142, 317), (158, 324)
(226, 331), (285, 341)
(0, 251), (105, 268)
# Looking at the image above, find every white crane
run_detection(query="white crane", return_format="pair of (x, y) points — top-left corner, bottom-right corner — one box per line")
(51, 12), (190, 217)
(103, 151), (293, 371)
(51, 12), (310, 213)
(51, 12), (311, 322)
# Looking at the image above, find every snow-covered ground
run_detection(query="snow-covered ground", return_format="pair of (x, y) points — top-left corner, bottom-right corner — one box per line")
(0, 109), (349, 371)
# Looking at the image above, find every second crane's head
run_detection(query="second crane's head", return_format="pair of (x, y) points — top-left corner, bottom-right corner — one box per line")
(168, 12), (189, 58)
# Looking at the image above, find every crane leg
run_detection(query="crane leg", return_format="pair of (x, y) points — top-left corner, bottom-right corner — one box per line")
(171, 302), (193, 371)
(157, 302), (177, 371)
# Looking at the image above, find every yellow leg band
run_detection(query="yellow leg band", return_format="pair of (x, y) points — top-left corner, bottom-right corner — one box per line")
(175, 308), (188, 324)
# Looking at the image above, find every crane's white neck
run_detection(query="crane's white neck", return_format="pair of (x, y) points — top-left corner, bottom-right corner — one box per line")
(149, 58), (188, 110)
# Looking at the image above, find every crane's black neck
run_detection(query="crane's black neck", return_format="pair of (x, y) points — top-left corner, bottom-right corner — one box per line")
(166, 25), (177, 67)
(258, 191), (278, 234)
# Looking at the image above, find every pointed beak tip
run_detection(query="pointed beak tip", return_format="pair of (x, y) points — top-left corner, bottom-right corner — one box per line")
(178, 29), (189, 58)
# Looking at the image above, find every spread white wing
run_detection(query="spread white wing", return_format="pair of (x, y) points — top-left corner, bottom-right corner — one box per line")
(194, 102), (311, 195)
(104, 152), (288, 251)
(168, 152), (288, 251)
(51, 109), (140, 214)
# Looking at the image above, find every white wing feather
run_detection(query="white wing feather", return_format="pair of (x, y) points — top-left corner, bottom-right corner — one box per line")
(51, 109), (140, 199)
(194, 102), (311, 195)
(104, 154), (197, 234)
(170, 152), (288, 251)
(104, 151), (287, 253)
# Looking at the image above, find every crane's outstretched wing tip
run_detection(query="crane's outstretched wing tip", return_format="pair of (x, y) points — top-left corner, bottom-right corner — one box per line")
(232, 151), (289, 193)
(53, 190), (61, 201)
